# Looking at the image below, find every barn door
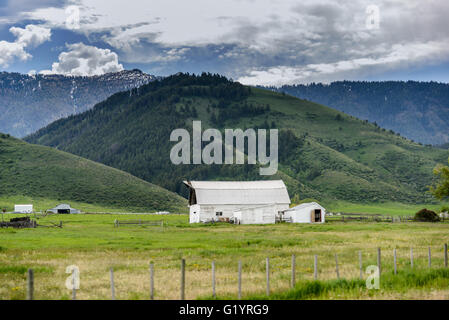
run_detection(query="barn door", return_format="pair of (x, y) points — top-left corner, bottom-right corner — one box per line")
(314, 209), (321, 222)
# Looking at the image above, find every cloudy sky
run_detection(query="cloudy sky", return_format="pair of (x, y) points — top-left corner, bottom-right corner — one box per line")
(0, 0), (448, 85)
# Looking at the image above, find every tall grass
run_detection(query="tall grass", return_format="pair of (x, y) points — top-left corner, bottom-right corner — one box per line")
(237, 268), (449, 300)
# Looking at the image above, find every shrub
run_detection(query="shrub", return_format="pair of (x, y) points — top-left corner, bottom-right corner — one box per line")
(414, 208), (440, 222)
(440, 206), (449, 213)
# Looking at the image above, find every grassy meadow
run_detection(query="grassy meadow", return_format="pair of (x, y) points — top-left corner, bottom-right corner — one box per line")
(1, 212), (449, 300)
(323, 201), (449, 215)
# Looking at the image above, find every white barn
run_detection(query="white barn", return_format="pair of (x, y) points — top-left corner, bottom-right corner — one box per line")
(183, 180), (290, 224)
(283, 202), (326, 223)
(47, 204), (81, 214)
(14, 204), (33, 213)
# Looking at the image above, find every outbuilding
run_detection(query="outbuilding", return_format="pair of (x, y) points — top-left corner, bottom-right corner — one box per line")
(47, 204), (81, 214)
(283, 202), (326, 223)
(183, 180), (290, 223)
(14, 204), (33, 213)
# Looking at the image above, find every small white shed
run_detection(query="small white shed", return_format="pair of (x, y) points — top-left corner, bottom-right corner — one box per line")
(14, 204), (33, 213)
(233, 204), (277, 225)
(283, 202), (326, 223)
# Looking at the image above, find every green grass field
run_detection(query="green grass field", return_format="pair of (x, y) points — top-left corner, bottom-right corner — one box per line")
(1, 212), (448, 300)
(1, 194), (446, 215)
(323, 201), (449, 215)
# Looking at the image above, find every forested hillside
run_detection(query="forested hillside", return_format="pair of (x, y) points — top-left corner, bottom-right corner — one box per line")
(0, 70), (155, 137)
(26, 73), (449, 204)
(266, 81), (449, 145)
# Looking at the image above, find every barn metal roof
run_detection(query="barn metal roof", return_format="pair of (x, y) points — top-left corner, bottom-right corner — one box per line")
(286, 202), (325, 211)
(183, 180), (290, 205)
(51, 204), (75, 210)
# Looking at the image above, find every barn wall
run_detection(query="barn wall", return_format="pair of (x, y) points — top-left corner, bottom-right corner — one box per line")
(14, 205), (33, 213)
(189, 203), (289, 223)
(189, 204), (201, 223)
(293, 208), (313, 223)
(233, 204), (278, 224)
(285, 205), (326, 223)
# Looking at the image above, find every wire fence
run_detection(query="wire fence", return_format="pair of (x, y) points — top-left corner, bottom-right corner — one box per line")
(21, 244), (449, 300)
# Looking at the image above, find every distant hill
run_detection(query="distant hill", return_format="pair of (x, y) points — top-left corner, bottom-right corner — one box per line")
(0, 133), (186, 212)
(0, 70), (156, 137)
(265, 81), (449, 145)
(26, 73), (449, 204)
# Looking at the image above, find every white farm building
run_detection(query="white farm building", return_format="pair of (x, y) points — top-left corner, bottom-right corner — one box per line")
(283, 202), (326, 224)
(47, 204), (80, 214)
(183, 180), (290, 224)
(14, 204), (33, 213)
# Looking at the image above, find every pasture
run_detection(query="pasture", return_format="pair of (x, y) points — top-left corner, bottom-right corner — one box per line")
(0, 213), (448, 300)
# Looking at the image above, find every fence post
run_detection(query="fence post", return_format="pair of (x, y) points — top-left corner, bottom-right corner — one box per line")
(445, 244), (448, 268)
(266, 257), (270, 296)
(428, 247), (431, 268)
(238, 260), (242, 299)
(393, 248), (397, 275)
(377, 248), (381, 275)
(314, 255), (318, 280)
(180, 259), (185, 300)
(291, 254), (296, 288)
(150, 263), (154, 300)
(359, 251), (363, 279)
(27, 268), (34, 300)
(110, 268), (115, 300)
(335, 254), (340, 279)
(72, 269), (76, 300)
(212, 261), (216, 299)
(410, 247), (414, 268)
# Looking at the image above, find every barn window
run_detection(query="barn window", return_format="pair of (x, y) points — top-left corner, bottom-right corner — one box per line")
(216, 212), (223, 216)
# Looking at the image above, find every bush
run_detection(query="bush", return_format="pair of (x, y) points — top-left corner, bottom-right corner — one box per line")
(440, 206), (449, 213)
(414, 208), (440, 222)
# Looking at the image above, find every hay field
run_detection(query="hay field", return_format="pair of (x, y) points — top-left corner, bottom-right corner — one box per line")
(0, 213), (448, 300)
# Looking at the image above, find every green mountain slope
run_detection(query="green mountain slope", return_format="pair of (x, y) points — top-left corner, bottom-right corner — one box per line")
(25, 73), (449, 204)
(0, 133), (187, 212)
(266, 81), (449, 145)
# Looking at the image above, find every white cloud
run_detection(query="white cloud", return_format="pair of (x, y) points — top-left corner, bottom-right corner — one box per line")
(238, 40), (449, 86)
(9, 24), (52, 47)
(15, 0), (449, 84)
(40, 42), (124, 76)
(0, 24), (51, 67)
(0, 41), (30, 66)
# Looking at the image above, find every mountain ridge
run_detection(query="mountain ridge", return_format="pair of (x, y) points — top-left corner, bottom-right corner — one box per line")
(25, 73), (449, 205)
(263, 80), (449, 145)
(0, 69), (156, 138)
